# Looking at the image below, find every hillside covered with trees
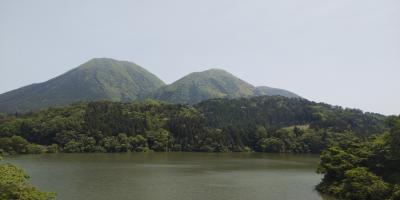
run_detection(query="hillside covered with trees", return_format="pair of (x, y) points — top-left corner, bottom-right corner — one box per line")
(317, 115), (400, 200)
(0, 96), (385, 155)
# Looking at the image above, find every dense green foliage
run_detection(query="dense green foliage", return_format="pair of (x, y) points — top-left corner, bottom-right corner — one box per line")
(0, 58), (165, 113)
(151, 68), (300, 104)
(317, 116), (400, 200)
(0, 136), (49, 154)
(196, 97), (385, 136)
(0, 96), (385, 154)
(0, 156), (55, 200)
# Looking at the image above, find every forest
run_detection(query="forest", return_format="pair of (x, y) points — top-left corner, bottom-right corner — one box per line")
(317, 115), (400, 199)
(0, 96), (385, 154)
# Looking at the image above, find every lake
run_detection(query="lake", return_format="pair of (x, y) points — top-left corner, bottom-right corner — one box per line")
(7, 153), (333, 200)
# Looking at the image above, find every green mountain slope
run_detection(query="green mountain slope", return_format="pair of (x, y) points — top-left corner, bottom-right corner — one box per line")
(0, 58), (165, 112)
(150, 68), (300, 104)
(0, 59), (300, 112)
(254, 86), (300, 98)
(150, 69), (255, 104)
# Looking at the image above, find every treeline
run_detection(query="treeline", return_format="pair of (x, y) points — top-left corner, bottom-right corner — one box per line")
(196, 97), (385, 136)
(317, 115), (400, 200)
(0, 96), (386, 154)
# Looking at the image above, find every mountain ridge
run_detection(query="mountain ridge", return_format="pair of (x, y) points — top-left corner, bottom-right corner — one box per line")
(150, 68), (300, 104)
(0, 58), (165, 112)
(150, 68), (257, 104)
(0, 58), (300, 112)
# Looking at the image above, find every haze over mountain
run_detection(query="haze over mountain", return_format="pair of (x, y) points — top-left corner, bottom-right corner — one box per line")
(0, 58), (299, 113)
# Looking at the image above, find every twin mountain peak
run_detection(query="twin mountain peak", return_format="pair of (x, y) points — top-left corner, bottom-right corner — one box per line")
(0, 58), (300, 112)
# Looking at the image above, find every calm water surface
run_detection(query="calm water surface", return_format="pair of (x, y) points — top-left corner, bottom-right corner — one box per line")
(7, 153), (334, 200)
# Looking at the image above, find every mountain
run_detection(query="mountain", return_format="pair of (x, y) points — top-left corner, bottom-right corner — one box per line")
(0, 59), (300, 113)
(150, 68), (300, 104)
(150, 69), (255, 104)
(254, 86), (300, 98)
(0, 58), (165, 112)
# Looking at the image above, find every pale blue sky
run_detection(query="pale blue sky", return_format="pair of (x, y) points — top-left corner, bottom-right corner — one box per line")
(0, 0), (399, 115)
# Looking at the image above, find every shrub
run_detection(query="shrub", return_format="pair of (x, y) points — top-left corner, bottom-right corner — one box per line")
(342, 167), (390, 200)
(26, 144), (46, 154)
(0, 159), (55, 200)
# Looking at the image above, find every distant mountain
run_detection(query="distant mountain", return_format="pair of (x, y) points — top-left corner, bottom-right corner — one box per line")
(0, 59), (300, 112)
(0, 58), (165, 112)
(150, 69), (255, 104)
(254, 86), (300, 98)
(150, 68), (300, 104)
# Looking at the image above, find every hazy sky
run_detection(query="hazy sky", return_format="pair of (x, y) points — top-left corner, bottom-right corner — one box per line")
(1, 0), (399, 115)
